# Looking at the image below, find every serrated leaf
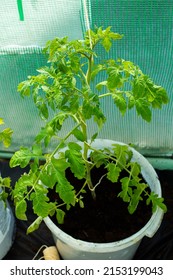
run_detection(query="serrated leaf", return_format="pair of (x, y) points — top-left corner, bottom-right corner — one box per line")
(119, 177), (130, 202)
(72, 128), (86, 142)
(100, 27), (123, 52)
(13, 173), (33, 192)
(56, 209), (65, 224)
(90, 150), (107, 168)
(112, 92), (127, 115)
(112, 144), (132, 168)
(37, 66), (56, 78)
(0, 128), (13, 148)
(39, 103), (49, 120)
(65, 142), (85, 179)
(147, 192), (167, 213)
(135, 98), (152, 122)
(51, 156), (69, 172)
(156, 198), (167, 213)
(56, 178), (76, 206)
(40, 157), (69, 189)
(128, 185), (146, 214)
(32, 144), (42, 156)
(151, 86), (169, 109)
(107, 68), (122, 89)
(128, 162), (141, 178)
(50, 157), (76, 206)
(40, 171), (55, 188)
(27, 217), (43, 234)
(30, 189), (51, 218)
(96, 81), (107, 91)
(0, 191), (8, 203)
(0, 177), (11, 188)
(15, 200), (27, 220)
(10, 147), (33, 168)
(107, 163), (121, 183)
(91, 64), (103, 81)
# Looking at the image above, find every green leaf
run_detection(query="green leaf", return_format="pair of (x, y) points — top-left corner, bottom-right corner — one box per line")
(38, 103), (49, 120)
(91, 132), (98, 143)
(65, 142), (85, 179)
(128, 184), (146, 214)
(107, 67), (122, 89)
(56, 178), (76, 206)
(35, 113), (67, 147)
(93, 107), (106, 129)
(118, 177), (131, 202)
(99, 27), (123, 52)
(102, 36), (112, 52)
(135, 98), (152, 122)
(91, 64), (103, 81)
(51, 156), (69, 172)
(50, 157), (76, 206)
(96, 81), (107, 91)
(79, 196), (84, 208)
(10, 146), (40, 168)
(146, 192), (167, 213)
(0, 128), (13, 148)
(151, 86), (169, 109)
(112, 92), (127, 115)
(72, 128), (86, 142)
(12, 173), (35, 209)
(15, 200), (27, 220)
(40, 170), (55, 188)
(90, 150), (108, 168)
(30, 187), (52, 218)
(0, 177), (11, 188)
(107, 163), (121, 183)
(56, 209), (65, 224)
(112, 144), (132, 168)
(35, 126), (54, 146)
(17, 80), (31, 97)
(10, 147), (33, 168)
(32, 144), (42, 156)
(27, 217), (43, 234)
(0, 191), (8, 203)
(128, 162), (141, 178)
(37, 66), (56, 78)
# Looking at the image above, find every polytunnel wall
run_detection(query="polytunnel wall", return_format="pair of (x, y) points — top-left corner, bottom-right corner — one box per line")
(0, 0), (173, 160)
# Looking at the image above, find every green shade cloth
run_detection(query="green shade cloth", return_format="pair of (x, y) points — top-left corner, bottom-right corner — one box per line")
(0, 0), (173, 157)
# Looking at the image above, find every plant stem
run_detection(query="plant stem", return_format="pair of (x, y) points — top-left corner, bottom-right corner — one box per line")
(77, 110), (96, 199)
(86, 54), (93, 85)
(99, 92), (112, 98)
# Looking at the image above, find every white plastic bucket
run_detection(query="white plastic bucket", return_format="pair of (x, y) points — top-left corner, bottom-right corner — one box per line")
(44, 139), (164, 259)
(0, 199), (15, 259)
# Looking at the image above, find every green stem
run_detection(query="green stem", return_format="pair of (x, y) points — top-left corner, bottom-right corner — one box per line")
(86, 55), (93, 85)
(99, 92), (112, 98)
(77, 111), (96, 200)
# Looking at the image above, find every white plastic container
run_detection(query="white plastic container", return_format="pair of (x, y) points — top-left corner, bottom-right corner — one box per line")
(44, 139), (164, 260)
(0, 199), (15, 259)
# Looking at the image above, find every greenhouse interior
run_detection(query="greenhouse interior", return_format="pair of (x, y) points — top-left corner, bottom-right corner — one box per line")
(0, 0), (173, 260)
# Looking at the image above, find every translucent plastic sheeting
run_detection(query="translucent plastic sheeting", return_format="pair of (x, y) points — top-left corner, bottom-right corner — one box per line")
(0, 0), (173, 158)
(0, 0), (84, 47)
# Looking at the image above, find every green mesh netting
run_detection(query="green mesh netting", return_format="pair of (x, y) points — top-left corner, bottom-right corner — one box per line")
(0, 0), (173, 157)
